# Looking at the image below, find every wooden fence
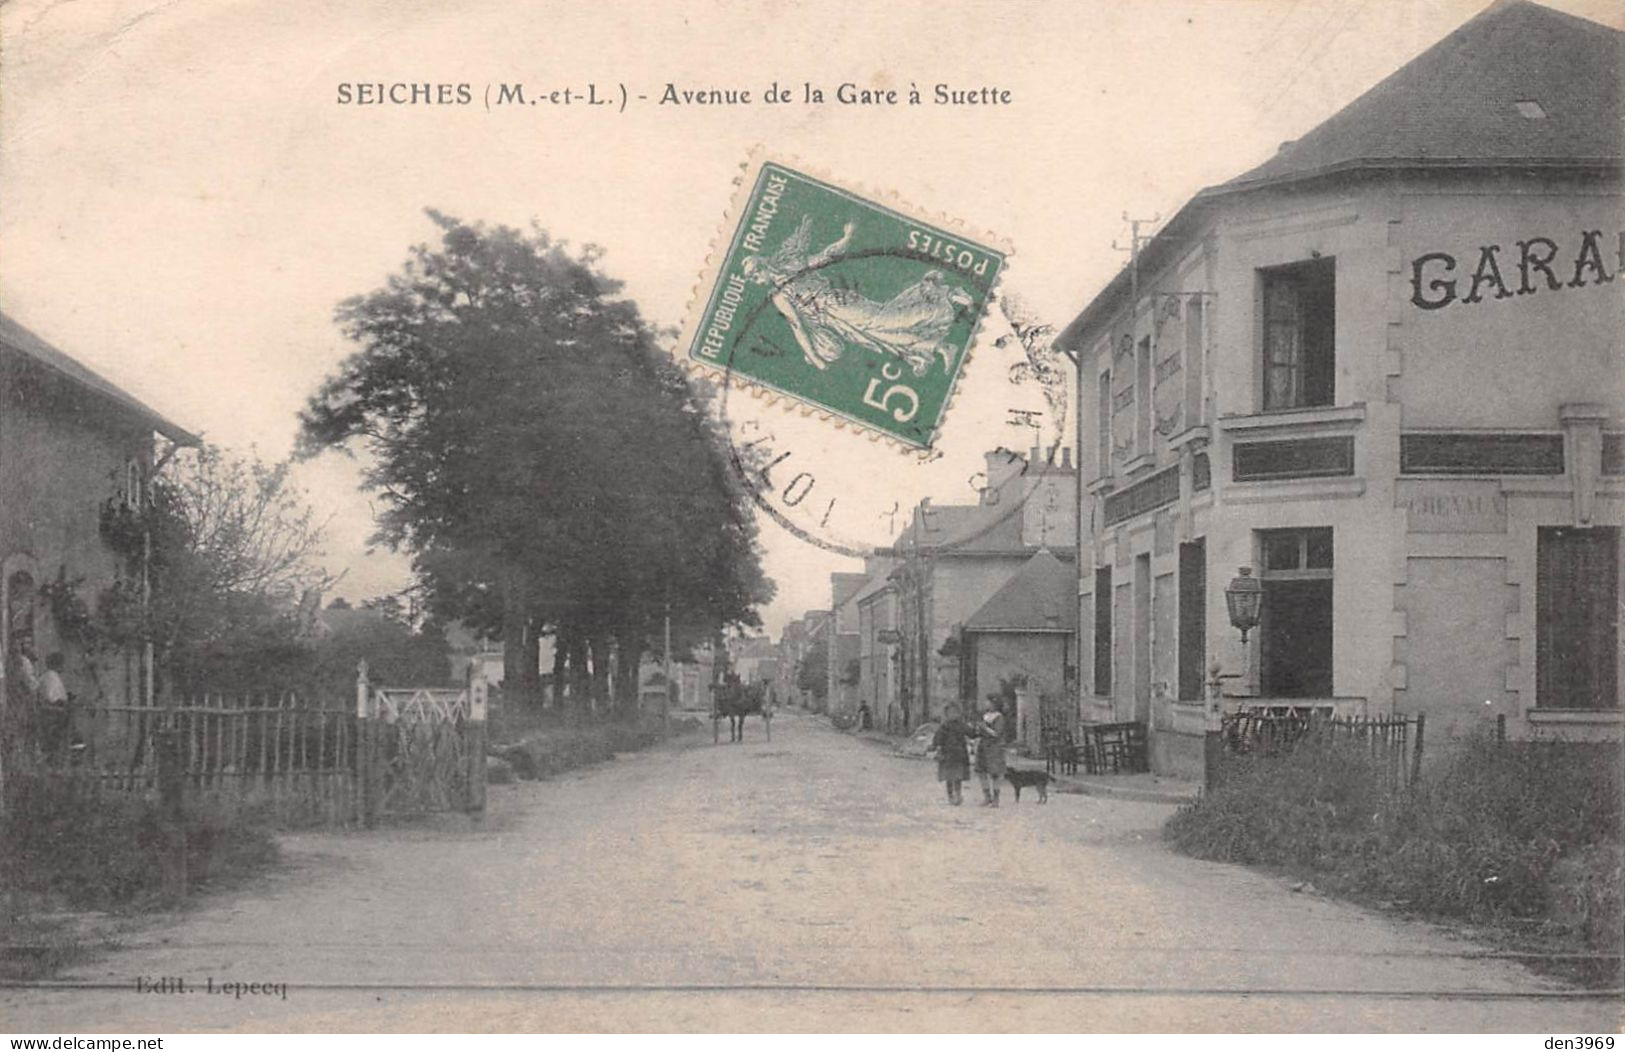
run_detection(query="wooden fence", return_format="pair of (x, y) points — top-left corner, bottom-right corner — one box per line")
(1218, 709), (1426, 790)
(16, 693), (363, 826)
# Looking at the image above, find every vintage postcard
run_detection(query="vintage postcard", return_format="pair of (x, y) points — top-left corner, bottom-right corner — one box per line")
(1, 0), (1621, 1039)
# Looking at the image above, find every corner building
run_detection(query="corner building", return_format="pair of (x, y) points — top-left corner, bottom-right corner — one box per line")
(1061, 1), (1623, 777)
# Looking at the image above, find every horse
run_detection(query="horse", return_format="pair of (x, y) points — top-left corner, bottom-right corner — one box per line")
(713, 679), (771, 744)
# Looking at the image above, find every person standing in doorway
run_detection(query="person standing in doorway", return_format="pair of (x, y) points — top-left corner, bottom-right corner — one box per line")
(975, 699), (1008, 806)
(38, 652), (70, 764)
(930, 703), (973, 805)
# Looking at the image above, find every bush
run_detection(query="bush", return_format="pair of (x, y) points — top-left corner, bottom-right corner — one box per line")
(1166, 733), (1623, 952)
(489, 715), (699, 781)
(1, 781), (279, 912)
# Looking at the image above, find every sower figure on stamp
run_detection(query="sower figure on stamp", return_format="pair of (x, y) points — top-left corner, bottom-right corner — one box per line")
(929, 703), (974, 806)
(974, 699), (1008, 807)
(742, 216), (973, 377)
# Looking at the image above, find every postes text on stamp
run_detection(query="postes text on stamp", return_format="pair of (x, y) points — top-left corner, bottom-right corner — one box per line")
(683, 158), (1007, 449)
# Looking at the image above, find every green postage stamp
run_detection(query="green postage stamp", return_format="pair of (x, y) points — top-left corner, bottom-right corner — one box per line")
(682, 156), (1008, 448)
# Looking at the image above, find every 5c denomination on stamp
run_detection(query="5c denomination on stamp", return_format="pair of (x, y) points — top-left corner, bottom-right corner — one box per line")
(681, 155), (1008, 449)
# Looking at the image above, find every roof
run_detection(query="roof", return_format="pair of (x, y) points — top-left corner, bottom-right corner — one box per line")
(1060, 0), (1623, 351)
(887, 479), (1030, 554)
(851, 566), (896, 607)
(1228, 1), (1622, 191)
(962, 549), (1078, 634)
(0, 310), (200, 444)
(831, 572), (870, 609)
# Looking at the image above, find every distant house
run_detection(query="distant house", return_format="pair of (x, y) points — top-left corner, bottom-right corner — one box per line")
(442, 620), (505, 687)
(0, 311), (199, 712)
(825, 572), (869, 719)
(854, 559), (900, 728)
(773, 614), (822, 710)
(961, 547), (1078, 751)
(888, 446), (1078, 728)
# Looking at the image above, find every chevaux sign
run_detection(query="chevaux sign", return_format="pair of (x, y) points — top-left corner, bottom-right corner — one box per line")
(1410, 229), (1623, 310)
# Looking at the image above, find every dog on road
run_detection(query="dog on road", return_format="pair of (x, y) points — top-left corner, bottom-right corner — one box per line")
(1004, 768), (1050, 804)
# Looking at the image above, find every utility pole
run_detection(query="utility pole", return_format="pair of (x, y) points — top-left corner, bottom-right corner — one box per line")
(1112, 212), (1161, 318)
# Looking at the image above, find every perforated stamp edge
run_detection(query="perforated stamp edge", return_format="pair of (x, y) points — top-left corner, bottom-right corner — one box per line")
(674, 148), (1015, 453)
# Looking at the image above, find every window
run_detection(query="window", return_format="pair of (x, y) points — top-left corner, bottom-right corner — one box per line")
(1093, 566), (1112, 695)
(1261, 258), (1335, 411)
(1178, 540), (1206, 701)
(1096, 369), (1112, 479)
(1135, 336), (1153, 454)
(1258, 528), (1333, 697)
(1537, 527), (1619, 709)
(123, 459), (144, 508)
(1183, 295), (1205, 428)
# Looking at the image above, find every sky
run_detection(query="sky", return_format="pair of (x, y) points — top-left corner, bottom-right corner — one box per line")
(4, 0), (1620, 637)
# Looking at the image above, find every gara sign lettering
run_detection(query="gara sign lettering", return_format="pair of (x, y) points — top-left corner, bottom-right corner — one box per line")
(1409, 229), (1623, 310)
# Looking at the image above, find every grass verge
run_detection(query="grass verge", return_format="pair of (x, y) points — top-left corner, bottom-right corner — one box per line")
(1, 784), (280, 980)
(1164, 734), (1622, 985)
(487, 705), (705, 781)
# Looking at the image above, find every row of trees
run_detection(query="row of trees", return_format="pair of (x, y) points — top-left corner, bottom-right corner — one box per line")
(297, 211), (774, 715)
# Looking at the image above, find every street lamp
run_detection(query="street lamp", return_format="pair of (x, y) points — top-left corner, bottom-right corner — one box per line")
(1224, 566), (1264, 644)
(1206, 567), (1264, 794)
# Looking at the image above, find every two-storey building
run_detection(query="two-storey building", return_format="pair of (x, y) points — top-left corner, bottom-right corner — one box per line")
(1063, 0), (1623, 777)
(1, 311), (199, 717)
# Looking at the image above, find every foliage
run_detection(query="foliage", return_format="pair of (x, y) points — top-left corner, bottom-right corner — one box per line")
(487, 710), (702, 780)
(45, 446), (335, 698)
(1166, 734), (1623, 954)
(796, 641), (829, 701)
(312, 598), (451, 694)
(0, 781), (278, 913)
(297, 211), (772, 713)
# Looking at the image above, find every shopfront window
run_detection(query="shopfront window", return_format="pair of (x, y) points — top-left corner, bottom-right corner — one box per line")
(1259, 527), (1333, 697)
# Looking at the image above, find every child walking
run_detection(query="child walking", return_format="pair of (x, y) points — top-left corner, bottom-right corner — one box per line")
(930, 703), (973, 805)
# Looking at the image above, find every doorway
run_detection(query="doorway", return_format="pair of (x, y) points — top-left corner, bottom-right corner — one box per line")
(1134, 553), (1151, 722)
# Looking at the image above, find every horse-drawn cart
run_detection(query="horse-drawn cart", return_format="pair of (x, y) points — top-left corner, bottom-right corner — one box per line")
(712, 677), (772, 743)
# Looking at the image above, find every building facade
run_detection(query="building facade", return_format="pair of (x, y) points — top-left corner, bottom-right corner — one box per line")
(1, 311), (198, 718)
(825, 572), (868, 719)
(889, 446), (1078, 728)
(1063, 1), (1624, 777)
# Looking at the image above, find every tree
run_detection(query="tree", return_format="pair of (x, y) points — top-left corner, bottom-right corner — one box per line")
(297, 211), (772, 716)
(312, 597), (450, 694)
(796, 641), (829, 703)
(63, 445), (337, 697)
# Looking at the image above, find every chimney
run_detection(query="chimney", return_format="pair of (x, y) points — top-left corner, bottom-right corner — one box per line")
(981, 447), (1027, 503)
(1061, 448), (1073, 470)
(1030, 444), (1042, 468)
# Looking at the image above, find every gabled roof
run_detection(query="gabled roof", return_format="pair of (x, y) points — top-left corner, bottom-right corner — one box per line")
(1060, 1), (1623, 352)
(1228, 0), (1622, 191)
(831, 571), (870, 609)
(0, 310), (200, 445)
(850, 565), (895, 607)
(963, 549), (1078, 634)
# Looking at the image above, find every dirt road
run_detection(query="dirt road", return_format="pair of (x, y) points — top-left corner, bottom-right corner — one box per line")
(4, 712), (1619, 1032)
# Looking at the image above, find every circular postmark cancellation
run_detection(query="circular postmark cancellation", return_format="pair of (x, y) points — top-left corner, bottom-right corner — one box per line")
(679, 154), (1071, 559)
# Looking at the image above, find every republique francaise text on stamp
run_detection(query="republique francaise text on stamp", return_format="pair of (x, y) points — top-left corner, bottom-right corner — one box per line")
(681, 155), (1008, 449)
